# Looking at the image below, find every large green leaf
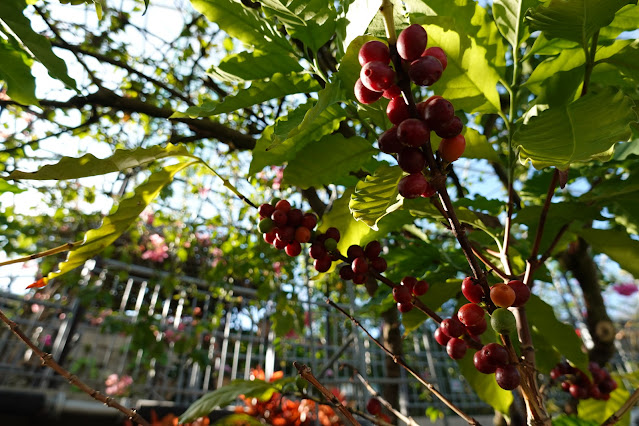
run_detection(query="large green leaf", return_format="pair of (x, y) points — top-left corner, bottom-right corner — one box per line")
(259, 0), (337, 52)
(210, 49), (303, 83)
(0, 0), (76, 89)
(598, 40), (639, 82)
(599, 3), (639, 39)
(458, 352), (513, 414)
(249, 103), (346, 174)
(191, 0), (292, 54)
(175, 73), (320, 117)
(0, 38), (37, 106)
(179, 379), (281, 423)
(283, 134), (376, 189)
(421, 25), (502, 114)
(7, 144), (193, 180)
(513, 89), (637, 169)
(526, 0), (629, 48)
(526, 295), (589, 374)
(578, 228), (639, 278)
(401, 279), (463, 333)
(341, 0), (383, 54)
(44, 161), (196, 282)
(349, 164), (403, 230)
(493, 0), (539, 50)
(578, 375), (631, 426)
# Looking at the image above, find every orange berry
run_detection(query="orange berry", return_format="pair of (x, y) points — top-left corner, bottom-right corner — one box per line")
(490, 283), (516, 308)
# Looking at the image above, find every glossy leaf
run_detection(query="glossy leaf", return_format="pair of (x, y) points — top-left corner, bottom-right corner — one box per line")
(598, 40), (639, 81)
(175, 73), (320, 117)
(210, 50), (303, 83)
(526, 0), (629, 47)
(191, 0), (292, 54)
(514, 89), (637, 169)
(458, 352), (513, 414)
(259, 0), (337, 52)
(179, 379), (280, 423)
(283, 134), (376, 189)
(526, 295), (589, 374)
(0, 0), (76, 89)
(0, 38), (38, 106)
(578, 228), (639, 278)
(349, 164), (403, 230)
(45, 161), (197, 282)
(7, 144), (194, 180)
(492, 0), (539, 50)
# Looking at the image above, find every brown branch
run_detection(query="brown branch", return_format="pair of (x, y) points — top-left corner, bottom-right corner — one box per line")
(327, 299), (482, 426)
(0, 308), (150, 426)
(0, 240), (82, 268)
(601, 387), (639, 426)
(293, 362), (361, 426)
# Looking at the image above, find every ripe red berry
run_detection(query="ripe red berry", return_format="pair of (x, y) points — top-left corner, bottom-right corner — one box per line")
(366, 397), (383, 415)
(413, 280), (429, 296)
(473, 350), (497, 374)
(355, 78), (383, 104)
(482, 343), (509, 367)
(295, 226), (311, 243)
(465, 317), (487, 336)
(398, 147), (426, 174)
(287, 209), (304, 227)
(398, 118), (430, 147)
(422, 97), (455, 126)
(508, 280), (531, 307)
(423, 46), (447, 70)
(275, 199), (291, 212)
(378, 126), (403, 154)
(301, 213), (317, 230)
(359, 40), (390, 66)
(276, 226), (295, 242)
(398, 173), (428, 199)
(352, 256), (369, 275)
(386, 97), (410, 125)
(393, 285), (412, 304)
(462, 277), (484, 303)
(353, 273), (367, 284)
(421, 181), (437, 198)
(347, 244), (365, 259)
(495, 365), (521, 390)
(439, 135), (466, 163)
(258, 203), (275, 219)
(401, 276), (418, 292)
(435, 116), (463, 138)
(360, 61), (395, 92)
(382, 85), (402, 99)
(314, 255), (332, 272)
(370, 257), (387, 272)
(274, 237), (287, 250)
(309, 242), (327, 259)
(441, 317), (464, 338)
(339, 264), (355, 281)
(271, 209), (288, 226)
(569, 383), (588, 399)
(446, 337), (468, 360)
(397, 302), (413, 313)
(434, 327), (451, 346)
(364, 241), (382, 259)
(409, 56), (443, 86)
(263, 230), (276, 245)
(397, 24), (428, 61)
(285, 241), (302, 257)
(458, 303), (486, 327)
(324, 227), (340, 242)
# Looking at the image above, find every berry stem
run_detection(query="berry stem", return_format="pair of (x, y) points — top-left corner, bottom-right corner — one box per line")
(379, 0), (397, 44)
(327, 299), (481, 426)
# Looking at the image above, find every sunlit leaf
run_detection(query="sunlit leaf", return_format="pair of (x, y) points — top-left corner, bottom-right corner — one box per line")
(492, 0), (539, 50)
(458, 351), (513, 414)
(578, 228), (639, 278)
(210, 49), (304, 83)
(349, 164), (403, 230)
(578, 375), (631, 426)
(0, 38), (38, 106)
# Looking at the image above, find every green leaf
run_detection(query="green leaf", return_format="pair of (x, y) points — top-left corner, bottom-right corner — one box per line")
(283, 134), (376, 189)
(492, 0), (539, 50)
(514, 89), (638, 169)
(213, 414), (263, 426)
(526, 295), (589, 374)
(598, 40), (639, 82)
(552, 415), (599, 426)
(458, 352), (513, 414)
(341, 0), (383, 54)
(401, 280), (462, 334)
(599, 3), (639, 40)
(578, 376), (631, 426)
(0, 180), (24, 194)
(249, 102), (347, 174)
(422, 24), (502, 114)
(0, 38), (37, 106)
(578, 228), (639, 278)
(349, 164), (403, 231)
(7, 144), (194, 180)
(191, 0), (292, 54)
(210, 49), (303, 83)
(526, 0), (629, 48)
(431, 126), (499, 161)
(45, 161), (196, 282)
(259, 0), (337, 52)
(524, 32), (580, 59)
(179, 379), (280, 423)
(0, 0), (76, 89)
(175, 73), (320, 117)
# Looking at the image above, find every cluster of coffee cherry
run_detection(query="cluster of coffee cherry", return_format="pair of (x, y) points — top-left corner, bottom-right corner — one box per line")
(355, 24), (467, 199)
(392, 276), (429, 313)
(338, 241), (388, 284)
(258, 200), (318, 257)
(551, 361), (618, 401)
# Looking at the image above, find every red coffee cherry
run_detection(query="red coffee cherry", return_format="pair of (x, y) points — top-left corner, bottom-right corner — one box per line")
(434, 327), (451, 346)
(325, 227), (340, 242)
(366, 397), (383, 415)
(422, 46), (447, 70)
(301, 213), (317, 230)
(347, 244), (365, 260)
(398, 147), (426, 174)
(458, 303), (486, 327)
(258, 203), (275, 219)
(370, 257), (387, 272)
(482, 343), (509, 367)
(271, 209), (288, 226)
(295, 226), (311, 243)
(287, 209), (304, 227)
(382, 85), (402, 99)
(435, 116), (463, 139)
(473, 350), (497, 374)
(285, 241), (302, 257)
(398, 173), (428, 199)
(393, 285), (412, 304)
(309, 242), (327, 259)
(441, 317), (464, 338)
(446, 337), (468, 360)
(421, 181), (437, 198)
(397, 24), (428, 61)
(465, 317), (487, 336)
(439, 134), (466, 163)
(397, 302), (413, 313)
(495, 365), (521, 390)
(364, 240), (382, 259)
(462, 277), (484, 303)
(409, 56), (443, 86)
(412, 280), (429, 296)
(352, 256), (369, 275)
(355, 78), (383, 104)
(339, 265), (355, 281)
(313, 255), (332, 272)
(275, 199), (291, 212)
(360, 61), (395, 92)
(508, 280), (531, 307)
(387, 97), (410, 125)
(422, 97), (455, 126)
(378, 126), (403, 154)
(397, 118), (430, 147)
(358, 40), (390, 66)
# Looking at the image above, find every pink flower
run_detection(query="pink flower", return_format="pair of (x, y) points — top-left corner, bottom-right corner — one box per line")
(141, 234), (169, 262)
(140, 209), (154, 225)
(273, 261), (282, 277)
(612, 282), (638, 296)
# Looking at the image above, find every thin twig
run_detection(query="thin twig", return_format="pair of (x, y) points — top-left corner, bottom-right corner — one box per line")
(293, 362), (361, 426)
(0, 241), (82, 268)
(327, 299), (482, 426)
(470, 245), (511, 281)
(601, 387), (639, 426)
(0, 308), (150, 426)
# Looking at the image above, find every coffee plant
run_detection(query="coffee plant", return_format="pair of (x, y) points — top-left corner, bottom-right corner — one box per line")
(0, 0), (638, 425)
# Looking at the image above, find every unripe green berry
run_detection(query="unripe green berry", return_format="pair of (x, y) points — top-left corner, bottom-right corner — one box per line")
(491, 308), (516, 335)
(258, 218), (274, 233)
(324, 238), (338, 252)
